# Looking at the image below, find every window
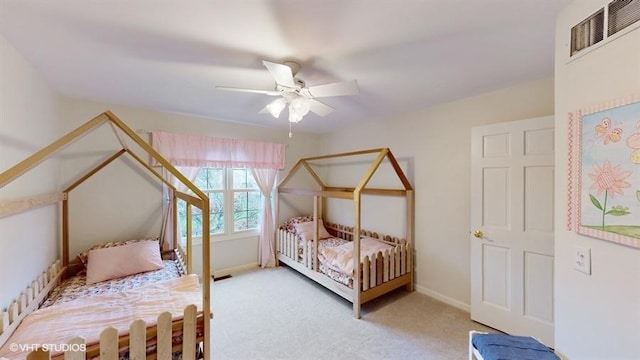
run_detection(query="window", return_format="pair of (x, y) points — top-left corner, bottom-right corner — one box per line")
(178, 168), (261, 238)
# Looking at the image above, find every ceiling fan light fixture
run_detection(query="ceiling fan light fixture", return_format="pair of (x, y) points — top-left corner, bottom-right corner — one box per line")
(288, 111), (304, 123)
(266, 98), (287, 118)
(289, 95), (311, 118)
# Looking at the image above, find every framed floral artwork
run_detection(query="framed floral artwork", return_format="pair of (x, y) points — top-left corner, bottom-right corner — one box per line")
(568, 95), (640, 248)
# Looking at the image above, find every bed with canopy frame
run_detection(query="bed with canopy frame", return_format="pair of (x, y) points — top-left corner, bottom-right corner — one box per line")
(276, 148), (414, 318)
(0, 111), (212, 359)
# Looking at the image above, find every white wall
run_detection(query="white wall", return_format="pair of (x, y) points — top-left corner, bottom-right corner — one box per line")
(0, 36), (61, 308)
(554, 3), (640, 359)
(319, 77), (554, 309)
(58, 97), (320, 276)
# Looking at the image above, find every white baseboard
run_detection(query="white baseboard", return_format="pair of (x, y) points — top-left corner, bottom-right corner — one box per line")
(415, 284), (471, 313)
(212, 263), (258, 278)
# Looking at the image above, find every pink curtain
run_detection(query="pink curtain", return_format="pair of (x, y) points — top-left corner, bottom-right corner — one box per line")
(251, 168), (278, 268)
(151, 131), (285, 169)
(152, 131), (285, 268)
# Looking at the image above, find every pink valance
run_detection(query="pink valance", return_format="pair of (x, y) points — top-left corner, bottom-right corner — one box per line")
(151, 131), (286, 169)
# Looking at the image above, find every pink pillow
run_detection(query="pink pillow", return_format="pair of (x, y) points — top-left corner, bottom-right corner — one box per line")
(85, 240), (163, 285)
(294, 220), (333, 242)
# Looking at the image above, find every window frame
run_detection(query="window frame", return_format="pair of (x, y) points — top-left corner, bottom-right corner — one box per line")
(179, 167), (262, 239)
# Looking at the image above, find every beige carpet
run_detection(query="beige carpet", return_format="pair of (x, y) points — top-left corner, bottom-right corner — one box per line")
(210, 266), (493, 360)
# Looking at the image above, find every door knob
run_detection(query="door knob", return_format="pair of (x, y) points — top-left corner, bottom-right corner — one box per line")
(473, 230), (484, 238)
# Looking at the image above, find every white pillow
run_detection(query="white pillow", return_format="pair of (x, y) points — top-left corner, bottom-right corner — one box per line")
(294, 220), (333, 242)
(85, 240), (163, 285)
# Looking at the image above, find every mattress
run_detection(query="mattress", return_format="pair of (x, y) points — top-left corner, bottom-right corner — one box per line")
(41, 260), (183, 308)
(0, 274), (203, 360)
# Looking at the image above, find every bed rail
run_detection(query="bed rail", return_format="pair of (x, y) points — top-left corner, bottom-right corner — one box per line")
(0, 260), (63, 348)
(276, 225), (411, 292)
(324, 222), (406, 246)
(25, 305), (201, 360)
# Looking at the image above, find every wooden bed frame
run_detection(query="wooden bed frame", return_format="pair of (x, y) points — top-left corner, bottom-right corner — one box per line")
(276, 148), (414, 318)
(0, 111), (212, 359)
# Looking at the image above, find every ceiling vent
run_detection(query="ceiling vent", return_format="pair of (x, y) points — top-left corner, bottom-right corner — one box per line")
(608, 0), (640, 36)
(571, 0), (640, 57)
(570, 9), (604, 56)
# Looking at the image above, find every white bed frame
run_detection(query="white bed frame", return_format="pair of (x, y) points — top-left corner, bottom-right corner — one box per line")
(0, 111), (212, 359)
(0, 257), (203, 360)
(277, 148), (414, 318)
(277, 221), (412, 306)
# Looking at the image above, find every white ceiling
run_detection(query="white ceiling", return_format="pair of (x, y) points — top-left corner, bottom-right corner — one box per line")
(0, 0), (569, 133)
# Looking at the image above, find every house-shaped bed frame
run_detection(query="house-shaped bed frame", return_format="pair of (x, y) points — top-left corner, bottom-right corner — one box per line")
(277, 148), (414, 318)
(0, 111), (212, 359)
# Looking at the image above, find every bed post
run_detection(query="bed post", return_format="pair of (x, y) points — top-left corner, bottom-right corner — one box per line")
(405, 189), (414, 291)
(185, 204), (193, 274)
(172, 190), (178, 251)
(62, 194), (69, 266)
(313, 196), (320, 271)
(353, 190), (362, 318)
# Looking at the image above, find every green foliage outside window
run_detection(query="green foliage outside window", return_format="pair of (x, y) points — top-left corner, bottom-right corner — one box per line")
(178, 168), (261, 238)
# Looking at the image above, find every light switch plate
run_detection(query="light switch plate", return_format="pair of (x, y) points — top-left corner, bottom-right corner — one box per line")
(573, 246), (591, 275)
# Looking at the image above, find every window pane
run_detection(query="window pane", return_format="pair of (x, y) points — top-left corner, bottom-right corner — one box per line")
(233, 191), (261, 231)
(191, 214), (203, 237)
(233, 168), (258, 189)
(194, 168), (224, 190)
(209, 192), (224, 234)
(178, 201), (204, 238)
(178, 192), (224, 236)
(193, 170), (208, 190)
(177, 200), (186, 237)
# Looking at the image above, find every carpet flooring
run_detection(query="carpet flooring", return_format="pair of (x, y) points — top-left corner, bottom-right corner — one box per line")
(210, 265), (493, 360)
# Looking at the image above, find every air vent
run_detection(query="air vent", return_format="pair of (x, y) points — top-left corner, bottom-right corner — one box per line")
(608, 0), (640, 36)
(570, 9), (605, 56)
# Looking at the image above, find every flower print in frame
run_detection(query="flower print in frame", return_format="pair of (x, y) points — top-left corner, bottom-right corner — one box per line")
(569, 95), (640, 248)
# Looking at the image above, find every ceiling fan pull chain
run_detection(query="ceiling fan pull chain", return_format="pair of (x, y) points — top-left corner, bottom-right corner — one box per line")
(289, 122), (293, 138)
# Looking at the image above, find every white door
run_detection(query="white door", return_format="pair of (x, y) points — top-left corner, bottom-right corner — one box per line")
(470, 116), (555, 346)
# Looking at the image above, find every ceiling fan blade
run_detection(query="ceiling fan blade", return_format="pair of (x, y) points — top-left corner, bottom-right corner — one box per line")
(308, 80), (359, 98)
(263, 61), (296, 88)
(308, 99), (335, 117)
(215, 86), (281, 96)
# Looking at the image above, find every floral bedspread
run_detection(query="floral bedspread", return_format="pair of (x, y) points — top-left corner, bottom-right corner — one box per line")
(41, 260), (182, 308)
(296, 237), (356, 287)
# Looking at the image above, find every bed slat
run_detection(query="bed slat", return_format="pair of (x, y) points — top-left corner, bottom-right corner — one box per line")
(400, 244), (407, 275)
(65, 337), (85, 360)
(7, 302), (18, 324)
(376, 252), (384, 286)
(99, 327), (118, 360)
(157, 312), (173, 360)
(182, 304), (198, 360)
(26, 348), (49, 360)
(362, 256), (370, 291)
(383, 250), (390, 283)
(369, 255), (376, 289)
(129, 319), (146, 359)
(0, 312), (8, 334)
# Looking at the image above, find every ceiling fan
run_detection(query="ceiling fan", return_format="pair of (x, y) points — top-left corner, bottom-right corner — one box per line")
(216, 60), (359, 125)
